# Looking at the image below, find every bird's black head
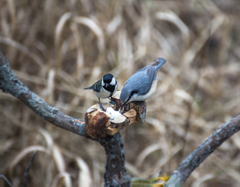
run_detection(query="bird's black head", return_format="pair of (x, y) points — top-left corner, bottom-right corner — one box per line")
(103, 74), (114, 84)
(102, 74), (116, 87)
(102, 74), (117, 93)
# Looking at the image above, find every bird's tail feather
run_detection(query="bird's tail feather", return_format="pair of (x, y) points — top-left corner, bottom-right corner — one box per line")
(84, 86), (93, 90)
(152, 58), (166, 71)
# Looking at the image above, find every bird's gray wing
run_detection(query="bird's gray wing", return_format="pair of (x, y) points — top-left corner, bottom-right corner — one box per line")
(92, 79), (102, 92)
(124, 71), (151, 95)
(145, 65), (155, 85)
(132, 64), (155, 86)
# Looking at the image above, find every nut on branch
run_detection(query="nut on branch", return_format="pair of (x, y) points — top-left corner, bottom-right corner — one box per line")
(85, 91), (146, 138)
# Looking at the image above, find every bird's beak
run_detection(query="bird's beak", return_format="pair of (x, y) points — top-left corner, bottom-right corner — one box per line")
(105, 83), (109, 87)
(120, 104), (125, 114)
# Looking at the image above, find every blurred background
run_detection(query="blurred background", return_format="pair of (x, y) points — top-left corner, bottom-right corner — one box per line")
(0, 0), (240, 186)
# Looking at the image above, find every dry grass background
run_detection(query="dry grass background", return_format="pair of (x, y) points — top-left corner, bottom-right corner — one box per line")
(0, 0), (240, 186)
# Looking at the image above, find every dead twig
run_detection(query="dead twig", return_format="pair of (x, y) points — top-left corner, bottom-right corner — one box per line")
(24, 151), (37, 187)
(0, 175), (13, 187)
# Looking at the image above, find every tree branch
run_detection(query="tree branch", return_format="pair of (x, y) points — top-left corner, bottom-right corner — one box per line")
(99, 132), (131, 186)
(0, 51), (88, 137)
(165, 114), (240, 187)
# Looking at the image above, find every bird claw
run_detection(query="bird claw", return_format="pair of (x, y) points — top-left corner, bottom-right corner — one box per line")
(99, 103), (105, 111)
(109, 98), (116, 106)
(119, 105), (126, 114)
(98, 98), (105, 111)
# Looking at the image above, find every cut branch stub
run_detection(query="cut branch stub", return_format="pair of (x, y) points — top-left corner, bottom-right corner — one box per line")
(111, 91), (122, 110)
(106, 109), (136, 136)
(85, 107), (110, 139)
(85, 103), (138, 138)
(129, 101), (146, 124)
(85, 90), (146, 138)
(111, 91), (146, 124)
(110, 114), (129, 128)
(123, 109), (136, 124)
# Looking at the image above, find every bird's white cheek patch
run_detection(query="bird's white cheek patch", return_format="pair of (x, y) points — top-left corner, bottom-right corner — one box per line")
(102, 79), (105, 86)
(110, 77), (116, 85)
(114, 82), (118, 93)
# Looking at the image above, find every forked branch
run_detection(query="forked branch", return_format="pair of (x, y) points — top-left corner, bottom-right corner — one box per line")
(0, 51), (130, 186)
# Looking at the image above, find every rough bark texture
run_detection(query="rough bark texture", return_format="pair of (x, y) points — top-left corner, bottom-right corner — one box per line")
(165, 114), (240, 187)
(99, 132), (131, 187)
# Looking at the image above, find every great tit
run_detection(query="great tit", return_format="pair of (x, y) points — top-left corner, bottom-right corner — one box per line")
(120, 58), (166, 111)
(84, 73), (118, 110)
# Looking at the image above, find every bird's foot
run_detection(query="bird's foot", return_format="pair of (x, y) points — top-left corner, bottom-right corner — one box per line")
(109, 98), (116, 106)
(99, 102), (105, 111)
(119, 105), (126, 114)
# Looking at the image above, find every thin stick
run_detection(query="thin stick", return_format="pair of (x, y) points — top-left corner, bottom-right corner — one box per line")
(24, 151), (37, 187)
(0, 175), (13, 187)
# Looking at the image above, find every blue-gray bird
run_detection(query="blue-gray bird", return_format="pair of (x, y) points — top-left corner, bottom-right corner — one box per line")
(120, 58), (166, 111)
(85, 73), (118, 111)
